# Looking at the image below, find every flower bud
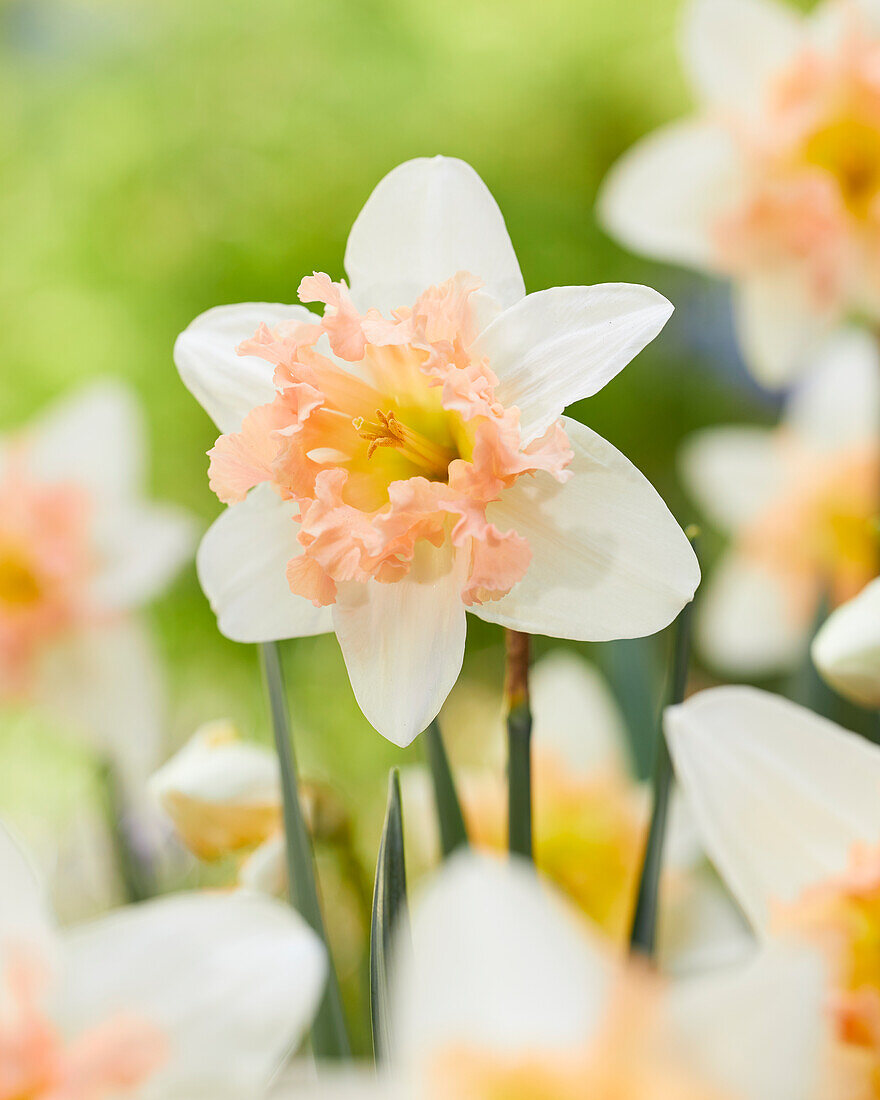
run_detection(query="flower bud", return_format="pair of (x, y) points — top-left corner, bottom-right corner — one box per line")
(812, 578), (880, 706)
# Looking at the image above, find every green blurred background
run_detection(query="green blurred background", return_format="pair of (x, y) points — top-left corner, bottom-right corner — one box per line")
(0, 0), (824, 1051)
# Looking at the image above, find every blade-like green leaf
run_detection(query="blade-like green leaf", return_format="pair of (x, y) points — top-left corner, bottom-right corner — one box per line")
(424, 719), (468, 857)
(260, 642), (351, 1060)
(507, 700), (533, 859)
(370, 767), (409, 1063)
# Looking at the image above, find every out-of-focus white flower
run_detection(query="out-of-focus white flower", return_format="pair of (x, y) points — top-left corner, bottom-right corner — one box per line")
(150, 719), (281, 861)
(278, 852), (824, 1100)
(0, 818), (325, 1098)
(0, 382), (196, 795)
(402, 650), (750, 967)
(666, 685), (880, 1093)
(812, 576), (880, 705)
(601, 0), (880, 386)
(176, 155), (699, 747)
(680, 328), (880, 676)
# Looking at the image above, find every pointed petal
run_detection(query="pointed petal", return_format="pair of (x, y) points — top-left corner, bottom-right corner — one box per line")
(55, 891), (326, 1099)
(665, 686), (880, 931)
(683, 0), (805, 112)
(733, 271), (834, 387)
(21, 381), (146, 499)
(394, 852), (609, 1064)
(599, 119), (743, 268)
(332, 543), (467, 747)
(90, 500), (197, 610)
(670, 943), (826, 1100)
(196, 487), (333, 643)
(475, 284), (673, 441)
(696, 553), (808, 676)
(679, 426), (784, 533)
(174, 303), (318, 434)
(344, 156), (525, 315)
(473, 418), (700, 641)
(812, 577), (880, 707)
(0, 819), (55, 955)
(784, 326), (880, 450)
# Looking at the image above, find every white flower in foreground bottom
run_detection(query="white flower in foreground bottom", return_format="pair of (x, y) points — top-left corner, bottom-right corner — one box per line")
(600, 0), (880, 385)
(277, 853), (823, 1100)
(0, 382), (196, 795)
(812, 577), (880, 706)
(679, 327), (880, 676)
(666, 686), (880, 1093)
(175, 155), (699, 746)
(0, 819), (325, 1099)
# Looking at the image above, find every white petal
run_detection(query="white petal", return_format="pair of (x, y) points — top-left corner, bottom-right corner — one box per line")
(344, 156), (525, 315)
(196, 487), (333, 643)
(529, 649), (630, 773)
(658, 872), (755, 978)
(33, 619), (165, 809)
(598, 119), (744, 269)
(332, 543), (468, 747)
(174, 303), (318, 434)
(475, 284), (673, 441)
(733, 271), (834, 387)
(812, 577), (880, 706)
(473, 418), (700, 641)
(55, 891), (326, 1099)
(0, 819), (55, 957)
(682, 0), (805, 112)
(90, 501), (197, 610)
(670, 943), (826, 1100)
(20, 380), (146, 499)
(394, 852), (609, 1066)
(784, 326), (880, 450)
(696, 553), (807, 676)
(679, 426), (784, 533)
(272, 1068), (400, 1100)
(239, 833), (287, 896)
(665, 686), (880, 931)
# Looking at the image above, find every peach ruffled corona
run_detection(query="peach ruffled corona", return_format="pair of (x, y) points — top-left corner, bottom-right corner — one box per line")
(209, 271), (572, 611)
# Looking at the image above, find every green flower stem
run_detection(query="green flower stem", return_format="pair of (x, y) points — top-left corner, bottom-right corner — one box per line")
(629, 533), (699, 957)
(99, 759), (151, 903)
(505, 629), (533, 860)
(424, 718), (468, 856)
(260, 642), (351, 1061)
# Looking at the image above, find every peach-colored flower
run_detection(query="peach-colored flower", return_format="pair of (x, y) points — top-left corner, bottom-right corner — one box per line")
(666, 685), (880, 1098)
(601, 0), (880, 385)
(0, 818), (325, 1099)
(176, 156), (699, 746)
(679, 327), (880, 675)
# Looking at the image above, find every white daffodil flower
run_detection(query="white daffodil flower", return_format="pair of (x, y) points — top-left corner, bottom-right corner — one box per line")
(175, 155), (699, 747)
(812, 576), (880, 706)
(0, 818), (325, 1098)
(275, 853), (824, 1100)
(600, 0), (880, 385)
(666, 685), (880, 1093)
(0, 382), (196, 796)
(401, 650), (749, 968)
(679, 327), (880, 676)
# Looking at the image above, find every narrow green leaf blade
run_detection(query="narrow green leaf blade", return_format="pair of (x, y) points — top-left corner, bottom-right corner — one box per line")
(370, 767), (409, 1063)
(424, 719), (468, 857)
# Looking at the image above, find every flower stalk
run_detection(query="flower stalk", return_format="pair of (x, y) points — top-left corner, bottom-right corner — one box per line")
(629, 529), (699, 957)
(259, 642), (351, 1060)
(424, 719), (468, 857)
(505, 629), (533, 860)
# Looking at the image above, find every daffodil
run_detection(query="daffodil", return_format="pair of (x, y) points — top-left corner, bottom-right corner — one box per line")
(0, 382), (195, 794)
(666, 685), (880, 1094)
(401, 651), (747, 967)
(175, 155), (699, 746)
(680, 327), (879, 675)
(276, 853), (823, 1100)
(600, 0), (880, 385)
(812, 576), (880, 706)
(0, 818), (325, 1098)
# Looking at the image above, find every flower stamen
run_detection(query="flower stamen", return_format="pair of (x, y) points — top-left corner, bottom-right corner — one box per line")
(354, 409), (455, 477)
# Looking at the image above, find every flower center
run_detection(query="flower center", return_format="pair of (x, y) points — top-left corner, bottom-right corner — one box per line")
(0, 549), (42, 610)
(802, 115), (880, 219)
(210, 270), (572, 608)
